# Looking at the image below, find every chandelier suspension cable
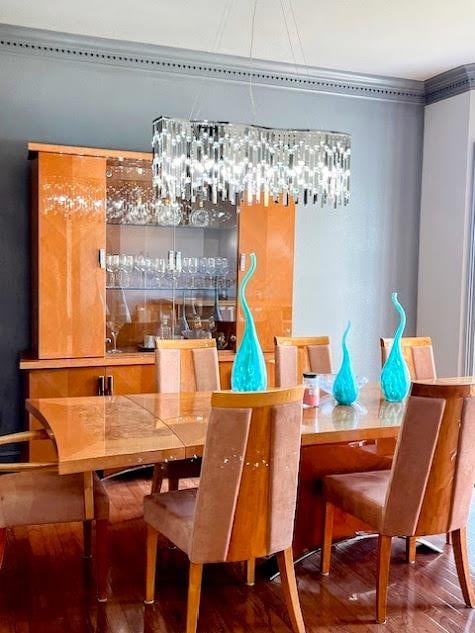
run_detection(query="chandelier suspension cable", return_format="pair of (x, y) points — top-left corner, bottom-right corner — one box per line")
(288, 0), (310, 75)
(279, 0), (300, 76)
(189, 0), (234, 120)
(248, 0), (258, 122)
(279, 0), (312, 130)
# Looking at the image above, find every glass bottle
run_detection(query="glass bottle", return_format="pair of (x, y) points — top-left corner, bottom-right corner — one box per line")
(303, 372), (319, 408)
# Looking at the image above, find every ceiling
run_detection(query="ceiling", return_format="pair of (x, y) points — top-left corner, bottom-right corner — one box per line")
(1, 0), (474, 80)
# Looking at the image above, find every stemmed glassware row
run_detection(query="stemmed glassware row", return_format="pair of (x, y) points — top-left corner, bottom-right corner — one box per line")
(105, 253), (235, 290)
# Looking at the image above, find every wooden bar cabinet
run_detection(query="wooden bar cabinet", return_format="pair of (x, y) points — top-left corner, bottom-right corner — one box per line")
(22, 143), (293, 460)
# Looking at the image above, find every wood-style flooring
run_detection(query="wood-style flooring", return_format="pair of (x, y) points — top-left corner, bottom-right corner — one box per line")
(0, 472), (473, 633)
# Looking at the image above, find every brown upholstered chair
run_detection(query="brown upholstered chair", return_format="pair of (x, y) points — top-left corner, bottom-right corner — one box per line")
(151, 339), (220, 494)
(274, 335), (333, 387)
(380, 336), (436, 381)
(0, 429), (110, 600)
(144, 387), (306, 633)
(320, 384), (475, 623)
(381, 335), (440, 556)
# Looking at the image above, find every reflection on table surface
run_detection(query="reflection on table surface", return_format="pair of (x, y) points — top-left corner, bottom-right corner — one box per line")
(26, 383), (403, 473)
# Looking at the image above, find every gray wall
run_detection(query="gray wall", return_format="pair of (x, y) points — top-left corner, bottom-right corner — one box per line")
(0, 47), (424, 447)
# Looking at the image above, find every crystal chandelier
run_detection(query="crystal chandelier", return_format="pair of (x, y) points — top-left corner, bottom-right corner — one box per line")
(152, 116), (351, 208)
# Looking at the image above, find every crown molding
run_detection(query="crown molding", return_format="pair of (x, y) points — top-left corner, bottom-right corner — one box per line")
(425, 64), (475, 105)
(0, 23), (425, 105)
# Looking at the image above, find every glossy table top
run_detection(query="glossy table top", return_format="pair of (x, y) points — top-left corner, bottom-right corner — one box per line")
(26, 383), (404, 474)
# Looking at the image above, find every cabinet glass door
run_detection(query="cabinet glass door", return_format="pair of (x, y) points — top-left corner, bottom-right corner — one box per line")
(105, 158), (238, 353)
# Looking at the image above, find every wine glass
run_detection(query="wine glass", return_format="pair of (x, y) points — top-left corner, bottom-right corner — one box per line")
(106, 293), (132, 354)
(206, 257), (216, 276)
(106, 254), (115, 288)
(135, 254), (149, 288)
(152, 257), (166, 288)
(118, 254), (133, 288)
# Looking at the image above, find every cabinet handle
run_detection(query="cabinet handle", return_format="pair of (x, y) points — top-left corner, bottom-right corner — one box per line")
(98, 248), (106, 269)
(106, 375), (114, 396)
(239, 253), (246, 272)
(98, 375), (105, 396)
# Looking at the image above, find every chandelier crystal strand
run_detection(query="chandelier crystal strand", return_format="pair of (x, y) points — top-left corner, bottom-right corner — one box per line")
(152, 116), (351, 207)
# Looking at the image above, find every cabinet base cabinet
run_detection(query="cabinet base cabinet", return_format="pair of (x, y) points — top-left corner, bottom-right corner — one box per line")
(105, 365), (156, 395)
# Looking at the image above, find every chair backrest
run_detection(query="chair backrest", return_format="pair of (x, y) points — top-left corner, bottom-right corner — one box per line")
(383, 383), (475, 537)
(155, 339), (220, 393)
(274, 336), (333, 387)
(380, 336), (436, 380)
(189, 386), (304, 564)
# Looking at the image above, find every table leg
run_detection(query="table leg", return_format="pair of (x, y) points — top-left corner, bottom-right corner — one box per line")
(84, 471), (94, 520)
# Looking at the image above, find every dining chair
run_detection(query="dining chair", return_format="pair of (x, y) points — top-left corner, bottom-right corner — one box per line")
(320, 384), (475, 623)
(274, 335), (333, 387)
(380, 336), (436, 381)
(0, 429), (110, 601)
(151, 338), (220, 495)
(144, 387), (306, 633)
(381, 335), (440, 556)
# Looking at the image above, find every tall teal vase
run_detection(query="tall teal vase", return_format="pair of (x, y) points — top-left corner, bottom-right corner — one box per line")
(231, 253), (267, 391)
(380, 292), (410, 402)
(333, 321), (359, 405)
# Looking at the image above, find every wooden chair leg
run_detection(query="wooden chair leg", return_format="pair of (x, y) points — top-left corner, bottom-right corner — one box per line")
(406, 536), (416, 564)
(246, 558), (256, 586)
(0, 528), (6, 569)
(276, 547), (306, 633)
(145, 525), (159, 604)
(83, 520), (93, 559)
(186, 562), (203, 633)
(446, 532), (452, 545)
(376, 535), (392, 624)
(96, 520), (109, 603)
(321, 502), (334, 575)
(168, 478), (179, 491)
(452, 527), (475, 607)
(151, 465), (164, 494)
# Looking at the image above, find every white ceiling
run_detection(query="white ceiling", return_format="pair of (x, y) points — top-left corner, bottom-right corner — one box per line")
(1, 0), (474, 80)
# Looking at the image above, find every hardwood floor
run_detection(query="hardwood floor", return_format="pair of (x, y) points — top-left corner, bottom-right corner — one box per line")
(0, 473), (473, 633)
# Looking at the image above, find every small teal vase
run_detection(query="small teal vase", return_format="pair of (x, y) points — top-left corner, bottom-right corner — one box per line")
(380, 292), (410, 402)
(333, 321), (359, 405)
(231, 252), (267, 391)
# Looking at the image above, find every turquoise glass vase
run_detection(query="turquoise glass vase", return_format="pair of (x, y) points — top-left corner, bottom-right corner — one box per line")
(231, 252), (267, 391)
(380, 292), (410, 402)
(333, 321), (359, 405)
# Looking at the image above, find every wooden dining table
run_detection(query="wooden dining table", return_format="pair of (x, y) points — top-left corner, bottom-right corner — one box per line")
(26, 383), (404, 553)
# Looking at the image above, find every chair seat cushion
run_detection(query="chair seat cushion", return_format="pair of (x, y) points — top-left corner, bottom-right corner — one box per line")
(0, 471), (109, 528)
(144, 488), (197, 554)
(323, 470), (391, 531)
